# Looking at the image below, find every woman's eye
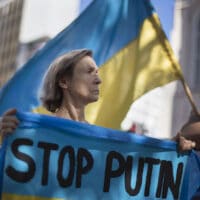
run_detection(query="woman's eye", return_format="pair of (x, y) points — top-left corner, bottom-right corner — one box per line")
(88, 68), (93, 73)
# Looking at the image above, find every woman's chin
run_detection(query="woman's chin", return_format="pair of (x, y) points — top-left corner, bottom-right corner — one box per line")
(87, 95), (99, 103)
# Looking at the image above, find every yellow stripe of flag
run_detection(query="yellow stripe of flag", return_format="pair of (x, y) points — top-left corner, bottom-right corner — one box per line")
(1, 193), (63, 200)
(86, 14), (183, 129)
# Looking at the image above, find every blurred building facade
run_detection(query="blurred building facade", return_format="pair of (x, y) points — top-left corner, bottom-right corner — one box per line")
(0, 0), (23, 86)
(0, 0), (80, 84)
(20, 0), (79, 43)
(16, 36), (50, 69)
(171, 0), (200, 135)
(17, 0), (79, 67)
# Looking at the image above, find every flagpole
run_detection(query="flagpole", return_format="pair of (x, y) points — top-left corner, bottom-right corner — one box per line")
(152, 17), (200, 116)
(179, 76), (200, 116)
(149, 15), (200, 117)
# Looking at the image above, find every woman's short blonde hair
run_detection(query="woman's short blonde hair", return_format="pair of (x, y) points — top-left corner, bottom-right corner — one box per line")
(40, 49), (92, 112)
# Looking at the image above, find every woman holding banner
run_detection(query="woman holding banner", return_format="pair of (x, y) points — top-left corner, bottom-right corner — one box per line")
(0, 49), (101, 140)
(0, 49), (197, 152)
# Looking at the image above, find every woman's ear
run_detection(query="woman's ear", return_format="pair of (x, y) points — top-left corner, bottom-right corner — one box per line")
(58, 78), (68, 89)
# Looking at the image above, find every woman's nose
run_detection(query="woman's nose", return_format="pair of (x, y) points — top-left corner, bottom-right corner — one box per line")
(94, 68), (101, 84)
(96, 76), (102, 84)
(95, 73), (102, 85)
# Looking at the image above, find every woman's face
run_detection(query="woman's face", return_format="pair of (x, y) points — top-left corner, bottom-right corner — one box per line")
(66, 56), (101, 105)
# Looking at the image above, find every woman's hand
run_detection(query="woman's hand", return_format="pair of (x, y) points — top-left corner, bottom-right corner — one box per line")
(0, 108), (19, 142)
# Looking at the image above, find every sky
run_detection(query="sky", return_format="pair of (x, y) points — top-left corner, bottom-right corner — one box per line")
(80, 0), (175, 40)
(151, 0), (174, 40)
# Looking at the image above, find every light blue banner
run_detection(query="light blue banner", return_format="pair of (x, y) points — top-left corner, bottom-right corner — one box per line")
(0, 112), (200, 199)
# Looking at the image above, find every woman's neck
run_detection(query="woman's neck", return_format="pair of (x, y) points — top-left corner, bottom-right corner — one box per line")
(54, 101), (86, 123)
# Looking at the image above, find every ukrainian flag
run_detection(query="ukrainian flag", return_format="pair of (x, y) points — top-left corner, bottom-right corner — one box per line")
(0, 0), (183, 130)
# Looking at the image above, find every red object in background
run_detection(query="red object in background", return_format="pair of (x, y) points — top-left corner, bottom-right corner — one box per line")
(129, 124), (136, 133)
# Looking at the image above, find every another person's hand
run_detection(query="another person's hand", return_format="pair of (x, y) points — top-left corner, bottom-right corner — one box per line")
(180, 111), (200, 151)
(0, 108), (19, 142)
(173, 132), (196, 153)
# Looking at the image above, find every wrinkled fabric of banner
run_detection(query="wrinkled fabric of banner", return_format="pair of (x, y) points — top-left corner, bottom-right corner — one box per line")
(0, 112), (200, 200)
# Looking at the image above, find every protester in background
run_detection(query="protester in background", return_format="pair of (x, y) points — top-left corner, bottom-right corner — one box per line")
(0, 49), (196, 152)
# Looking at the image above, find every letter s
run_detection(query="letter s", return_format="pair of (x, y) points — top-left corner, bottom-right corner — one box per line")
(6, 138), (36, 182)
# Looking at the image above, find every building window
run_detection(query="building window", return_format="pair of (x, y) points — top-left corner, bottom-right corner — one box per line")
(194, 17), (200, 87)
